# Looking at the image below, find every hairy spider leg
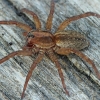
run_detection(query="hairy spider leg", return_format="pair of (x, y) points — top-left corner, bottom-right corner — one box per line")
(46, 0), (55, 31)
(0, 21), (32, 32)
(57, 12), (100, 31)
(0, 50), (33, 64)
(47, 49), (70, 96)
(56, 48), (100, 79)
(21, 8), (41, 30)
(21, 52), (44, 99)
(54, 59), (70, 96)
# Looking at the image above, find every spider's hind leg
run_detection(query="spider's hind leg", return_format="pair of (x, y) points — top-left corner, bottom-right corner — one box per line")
(56, 48), (100, 79)
(57, 12), (100, 31)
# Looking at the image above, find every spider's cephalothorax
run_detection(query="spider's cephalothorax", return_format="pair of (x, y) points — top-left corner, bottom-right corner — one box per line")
(0, 0), (100, 99)
(26, 31), (55, 49)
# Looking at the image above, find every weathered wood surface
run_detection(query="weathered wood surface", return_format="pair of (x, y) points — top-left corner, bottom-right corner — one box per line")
(0, 0), (100, 100)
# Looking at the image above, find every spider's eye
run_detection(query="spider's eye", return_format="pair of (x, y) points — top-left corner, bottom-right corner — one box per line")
(27, 34), (34, 38)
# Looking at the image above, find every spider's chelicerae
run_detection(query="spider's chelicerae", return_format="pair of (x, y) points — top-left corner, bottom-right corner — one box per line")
(0, 0), (100, 99)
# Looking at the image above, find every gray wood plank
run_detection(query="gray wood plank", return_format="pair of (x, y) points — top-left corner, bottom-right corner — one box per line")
(0, 0), (100, 100)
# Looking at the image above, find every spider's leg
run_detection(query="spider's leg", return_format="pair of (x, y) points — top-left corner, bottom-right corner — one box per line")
(21, 52), (44, 99)
(0, 50), (33, 64)
(47, 50), (69, 96)
(57, 12), (100, 31)
(0, 21), (32, 32)
(46, 0), (55, 31)
(54, 59), (70, 96)
(21, 8), (41, 30)
(56, 48), (100, 79)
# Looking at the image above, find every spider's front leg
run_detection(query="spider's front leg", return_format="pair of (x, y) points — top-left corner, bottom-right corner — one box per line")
(55, 48), (100, 79)
(0, 21), (32, 32)
(21, 8), (41, 30)
(21, 51), (44, 99)
(0, 50), (33, 64)
(46, 0), (55, 31)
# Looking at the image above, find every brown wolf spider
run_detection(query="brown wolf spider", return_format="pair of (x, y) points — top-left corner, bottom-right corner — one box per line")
(0, 0), (100, 99)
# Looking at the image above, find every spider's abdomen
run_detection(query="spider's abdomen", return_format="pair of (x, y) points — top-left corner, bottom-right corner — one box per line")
(54, 30), (89, 50)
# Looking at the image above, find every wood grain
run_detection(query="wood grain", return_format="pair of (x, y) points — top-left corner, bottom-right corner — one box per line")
(0, 0), (100, 100)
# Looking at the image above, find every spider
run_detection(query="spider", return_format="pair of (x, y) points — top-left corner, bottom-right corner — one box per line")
(0, 0), (100, 99)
